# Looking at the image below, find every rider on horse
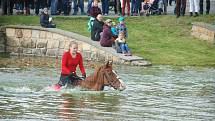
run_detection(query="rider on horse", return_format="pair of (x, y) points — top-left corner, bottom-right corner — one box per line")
(54, 41), (86, 90)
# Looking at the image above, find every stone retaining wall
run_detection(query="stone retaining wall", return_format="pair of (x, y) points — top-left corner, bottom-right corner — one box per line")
(191, 22), (215, 44)
(0, 25), (151, 66)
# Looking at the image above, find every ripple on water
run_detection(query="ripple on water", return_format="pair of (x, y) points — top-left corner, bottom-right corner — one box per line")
(0, 62), (215, 120)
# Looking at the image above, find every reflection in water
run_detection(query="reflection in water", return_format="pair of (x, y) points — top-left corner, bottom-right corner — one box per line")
(59, 92), (122, 120)
(0, 56), (215, 120)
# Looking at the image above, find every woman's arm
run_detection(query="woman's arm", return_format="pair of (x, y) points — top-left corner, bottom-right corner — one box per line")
(61, 52), (71, 75)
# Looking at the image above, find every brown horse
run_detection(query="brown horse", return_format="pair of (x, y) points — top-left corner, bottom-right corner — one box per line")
(53, 61), (126, 91)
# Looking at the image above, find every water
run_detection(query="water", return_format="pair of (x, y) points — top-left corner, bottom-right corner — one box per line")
(0, 57), (215, 121)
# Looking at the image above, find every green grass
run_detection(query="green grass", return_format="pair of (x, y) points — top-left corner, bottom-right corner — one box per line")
(0, 15), (215, 66)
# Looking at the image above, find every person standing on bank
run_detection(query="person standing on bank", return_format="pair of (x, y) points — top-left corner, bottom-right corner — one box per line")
(199, 0), (210, 15)
(189, 0), (199, 17)
(175, 0), (187, 18)
(54, 41), (86, 90)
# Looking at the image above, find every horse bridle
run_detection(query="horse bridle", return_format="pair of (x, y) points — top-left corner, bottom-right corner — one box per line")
(103, 70), (121, 89)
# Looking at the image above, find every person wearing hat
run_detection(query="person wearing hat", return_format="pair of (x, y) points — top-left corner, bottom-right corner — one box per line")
(100, 19), (114, 47)
(111, 22), (118, 38)
(117, 17), (128, 38)
(40, 8), (56, 28)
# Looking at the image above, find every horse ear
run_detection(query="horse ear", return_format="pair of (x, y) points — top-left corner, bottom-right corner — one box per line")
(105, 60), (113, 68)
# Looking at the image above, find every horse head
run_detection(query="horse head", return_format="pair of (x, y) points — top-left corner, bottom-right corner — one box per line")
(93, 61), (126, 91)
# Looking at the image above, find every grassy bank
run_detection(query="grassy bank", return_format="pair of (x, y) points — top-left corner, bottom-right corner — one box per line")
(0, 15), (215, 66)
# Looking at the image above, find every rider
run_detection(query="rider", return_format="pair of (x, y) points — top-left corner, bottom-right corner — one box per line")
(54, 41), (86, 90)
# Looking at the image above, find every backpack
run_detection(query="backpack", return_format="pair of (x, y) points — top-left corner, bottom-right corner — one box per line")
(87, 17), (95, 32)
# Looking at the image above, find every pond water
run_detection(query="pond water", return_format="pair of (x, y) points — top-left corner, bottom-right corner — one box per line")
(0, 57), (214, 121)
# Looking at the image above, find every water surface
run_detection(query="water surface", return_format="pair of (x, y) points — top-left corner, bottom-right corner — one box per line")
(0, 57), (214, 120)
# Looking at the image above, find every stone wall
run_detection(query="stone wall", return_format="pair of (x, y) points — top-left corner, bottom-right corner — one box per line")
(1, 25), (151, 66)
(0, 28), (6, 52)
(191, 22), (215, 44)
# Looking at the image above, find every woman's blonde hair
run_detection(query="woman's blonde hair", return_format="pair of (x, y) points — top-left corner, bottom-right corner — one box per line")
(69, 41), (78, 49)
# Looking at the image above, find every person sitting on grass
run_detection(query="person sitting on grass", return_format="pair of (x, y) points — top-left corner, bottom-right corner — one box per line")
(117, 17), (128, 38)
(100, 19), (114, 47)
(115, 32), (132, 56)
(40, 8), (56, 28)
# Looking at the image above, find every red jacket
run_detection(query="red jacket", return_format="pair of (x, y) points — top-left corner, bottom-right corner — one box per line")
(61, 51), (86, 76)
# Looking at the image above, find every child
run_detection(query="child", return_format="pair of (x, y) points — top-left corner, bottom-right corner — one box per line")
(115, 32), (132, 56)
(111, 22), (118, 38)
(116, 17), (128, 38)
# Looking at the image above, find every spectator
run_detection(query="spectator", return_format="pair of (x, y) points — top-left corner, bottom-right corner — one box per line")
(100, 19), (114, 47)
(87, 0), (93, 15)
(90, 0), (102, 18)
(131, 0), (138, 16)
(91, 14), (104, 41)
(73, 0), (86, 15)
(40, 8), (56, 28)
(35, 0), (45, 15)
(199, 0), (210, 15)
(121, 0), (131, 16)
(111, 22), (118, 38)
(115, 32), (132, 56)
(189, 0), (199, 17)
(175, 0), (187, 18)
(117, 17), (128, 38)
(63, 0), (69, 15)
(101, 0), (109, 15)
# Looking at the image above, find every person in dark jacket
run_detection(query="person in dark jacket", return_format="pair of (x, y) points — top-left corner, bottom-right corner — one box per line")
(199, 0), (210, 15)
(40, 8), (56, 28)
(100, 19), (113, 47)
(175, 0), (187, 18)
(91, 14), (104, 41)
(90, 0), (102, 18)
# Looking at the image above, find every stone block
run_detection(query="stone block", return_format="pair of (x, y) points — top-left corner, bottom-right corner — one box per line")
(58, 49), (66, 56)
(37, 39), (47, 48)
(47, 39), (59, 49)
(12, 47), (23, 53)
(53, 33), (63, 40)
(41, 48), (47, 55)
(32, 30), (40, 38)
(82, 43), (91, 51)
(64, 39), (71, 50)
(32, 48), (42, 55)
(6, 28), (15, 37)
(46, 49), (58, 57)
(15, 29), (23, 38)
(6, 37), (20, 47)
(30, 38), (37, 48)
(20, 38), (31, 48)
(40, 31), (47, 38)
(46, 32), (53, 38)
(23, 48), (32, 54)
(23, 29), (32, 38)
(59, 40), (65, 49)
(199, 34), (209, 41)
(207, 31), (215, 38)
(0, 45), (5, 52)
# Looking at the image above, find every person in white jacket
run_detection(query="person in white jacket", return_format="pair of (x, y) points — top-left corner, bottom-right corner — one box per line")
(189, 0), (199, 17)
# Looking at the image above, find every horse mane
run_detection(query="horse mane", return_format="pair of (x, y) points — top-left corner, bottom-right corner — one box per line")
(79, 65), (105, 90)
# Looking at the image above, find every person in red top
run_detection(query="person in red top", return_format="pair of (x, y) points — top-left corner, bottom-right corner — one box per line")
(55, 41), (86, 89)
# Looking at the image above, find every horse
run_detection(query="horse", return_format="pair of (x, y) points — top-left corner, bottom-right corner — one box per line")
(52, 61), (126, 91)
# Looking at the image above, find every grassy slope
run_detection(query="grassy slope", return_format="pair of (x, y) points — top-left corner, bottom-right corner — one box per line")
(0, 15), (215, 66)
